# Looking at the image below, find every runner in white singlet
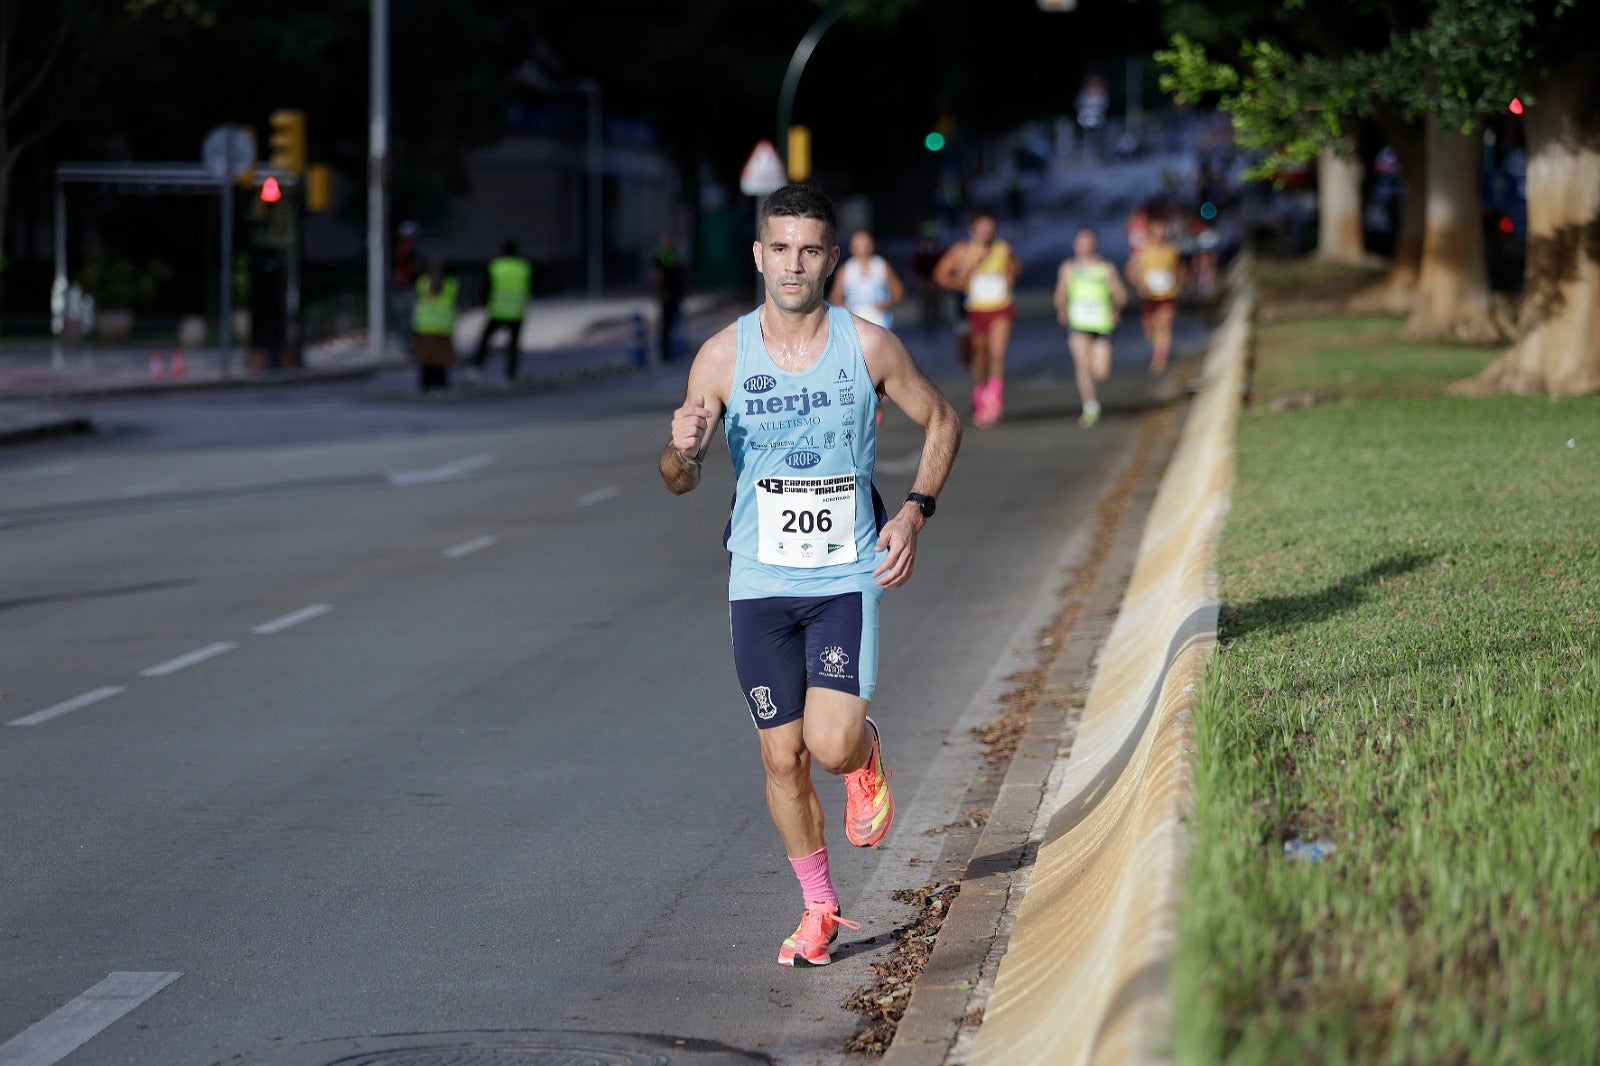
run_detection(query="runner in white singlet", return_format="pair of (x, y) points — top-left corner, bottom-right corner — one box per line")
(829, 230), (905, 330)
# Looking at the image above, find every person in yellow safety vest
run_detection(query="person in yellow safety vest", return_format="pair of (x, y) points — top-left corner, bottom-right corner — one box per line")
(473, 239), (532, 384)
(413, 261), (459, 393)
(1053, 227), (1128, 428)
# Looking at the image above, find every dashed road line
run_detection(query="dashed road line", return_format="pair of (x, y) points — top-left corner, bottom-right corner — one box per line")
(0, 462), (77, 486)
(6, 687), (126, 728)
(577, 486), (619, 507)
(251, 604), (333, 635)
(386, 452), (496, 487)
(138, 642), (238, 678)
(119, 479), (182, 499)
(442, 535), (497, 560)
(0, 971), (181, 1066)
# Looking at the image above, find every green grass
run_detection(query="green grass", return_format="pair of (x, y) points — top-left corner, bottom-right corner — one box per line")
(1174, 313), (1600, 1064)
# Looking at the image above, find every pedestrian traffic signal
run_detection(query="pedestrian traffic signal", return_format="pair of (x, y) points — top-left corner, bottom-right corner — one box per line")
(787, 125), (812, 182)
(924, 131), (946, 152)
(268, 109), (306, 175)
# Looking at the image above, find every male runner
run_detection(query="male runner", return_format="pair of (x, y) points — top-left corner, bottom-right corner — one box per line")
(830, 229), (906, 330)
(660, 184), (961, 967)
(934, 212), (1021, 428)
(1053, 227), (1128, 427)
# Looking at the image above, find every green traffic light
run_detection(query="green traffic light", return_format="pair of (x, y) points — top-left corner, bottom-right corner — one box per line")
(924, 131), (946, 152)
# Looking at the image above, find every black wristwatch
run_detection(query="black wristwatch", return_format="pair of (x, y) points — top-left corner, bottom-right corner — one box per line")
(905, 492), (937, 519)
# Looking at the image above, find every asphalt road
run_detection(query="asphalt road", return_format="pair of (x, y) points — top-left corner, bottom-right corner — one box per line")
(0, 305), (1198, 1066)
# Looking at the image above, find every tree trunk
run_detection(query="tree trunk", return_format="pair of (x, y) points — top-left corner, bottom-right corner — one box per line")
(1405, 117), (1505, 343)
(1315, 142), (1365, 262)
(1351, 121), (1426, 314)
(1453, 58), (1600, 396)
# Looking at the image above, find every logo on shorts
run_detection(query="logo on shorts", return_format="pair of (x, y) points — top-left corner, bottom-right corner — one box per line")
(785, 450), (822, 469)
(744, 374), (777, 394)
(750, 686), (779, 720)
(819, 645), (851, 679)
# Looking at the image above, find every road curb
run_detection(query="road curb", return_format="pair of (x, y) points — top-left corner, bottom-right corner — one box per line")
(0, 362), (394, 404)
(881, 400), (1188, 1066)
(0, 409), (95, 445)
(969, 263), (1253, 1065)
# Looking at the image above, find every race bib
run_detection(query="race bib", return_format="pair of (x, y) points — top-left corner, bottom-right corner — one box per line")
(1144, 268), (1176, 298)
(969, 272), (1009, 307)
(755, 475), (859, 568)
(1071, 295), (1110, 329)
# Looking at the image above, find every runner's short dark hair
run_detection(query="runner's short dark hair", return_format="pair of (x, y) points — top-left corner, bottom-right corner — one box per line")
(758, 184), (837, 248)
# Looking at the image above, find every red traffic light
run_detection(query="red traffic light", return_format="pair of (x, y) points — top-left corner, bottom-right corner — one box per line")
(260, 176), (282, 203)
(1509, 97), (1524, 115)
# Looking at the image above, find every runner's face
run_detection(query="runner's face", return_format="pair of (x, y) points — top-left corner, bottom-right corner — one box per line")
(850, 231), (873, 259)
(970, 217), (996, 245)
(1074, 232), (1096, 258)
(754, 216), (838, 313)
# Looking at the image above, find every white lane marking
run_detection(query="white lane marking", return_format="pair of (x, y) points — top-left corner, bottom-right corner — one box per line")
(7, 687), (126, 728)
(0, 462), (77, 486)
(386, 452), (496, 487)
(577, 486), (618, 507)
(251, 604), (333, 635)
(119, 479), (181, 499)
(139, 642), (238, 678)
(0, 971), (181, 1066)
(442, 535), (497, 560)
(876, 450), (922, 475)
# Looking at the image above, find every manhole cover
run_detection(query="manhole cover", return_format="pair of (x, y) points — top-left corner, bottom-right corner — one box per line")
(325, 1044), (666, 1066)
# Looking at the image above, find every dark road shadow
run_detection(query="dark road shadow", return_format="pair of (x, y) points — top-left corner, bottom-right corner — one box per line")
(0, 579), (194, 614)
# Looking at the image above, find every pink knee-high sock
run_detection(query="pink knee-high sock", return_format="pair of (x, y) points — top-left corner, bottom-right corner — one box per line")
(788, 846), (838, 908)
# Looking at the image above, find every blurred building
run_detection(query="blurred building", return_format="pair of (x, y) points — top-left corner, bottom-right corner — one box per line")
(306, 80), (681, 299)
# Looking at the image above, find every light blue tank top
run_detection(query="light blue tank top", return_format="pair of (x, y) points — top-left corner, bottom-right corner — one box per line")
(724, 305), (886, 600)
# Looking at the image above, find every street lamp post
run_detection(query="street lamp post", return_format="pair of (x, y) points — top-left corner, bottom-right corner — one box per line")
(776, 0), (863, 171)
(368, 0), (389, 362)
(577, 78), (603, 299)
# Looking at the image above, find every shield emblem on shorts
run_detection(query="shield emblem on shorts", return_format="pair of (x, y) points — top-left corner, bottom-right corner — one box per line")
(750, 686), (778, 720)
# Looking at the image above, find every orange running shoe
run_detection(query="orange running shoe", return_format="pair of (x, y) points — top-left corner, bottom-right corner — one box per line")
(844, 716), (894, 847)
(778, 900), (861, 967)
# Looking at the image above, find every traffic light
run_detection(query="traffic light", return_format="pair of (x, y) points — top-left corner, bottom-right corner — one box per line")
(306, 164), (333, 212)
(787, 126), (811, 182)
(268, 109), (306, 174)
(260, 176), (283, 204)
(923, 131), (946, 152)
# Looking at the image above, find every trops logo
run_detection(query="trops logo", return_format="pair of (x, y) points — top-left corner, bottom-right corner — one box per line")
(743, 374), (777, 394)
(785, 451), (822, 470)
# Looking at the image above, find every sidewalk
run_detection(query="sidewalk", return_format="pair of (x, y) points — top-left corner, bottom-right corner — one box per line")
(0, 292), (729, 443)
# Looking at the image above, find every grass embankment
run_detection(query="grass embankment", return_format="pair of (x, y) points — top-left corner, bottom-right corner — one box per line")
(1174, 276), (1600, 1064)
